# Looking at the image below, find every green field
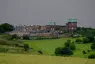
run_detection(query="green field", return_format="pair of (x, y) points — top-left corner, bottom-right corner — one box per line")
(0, 53), (95, 64)
(24, 38), (94, 58)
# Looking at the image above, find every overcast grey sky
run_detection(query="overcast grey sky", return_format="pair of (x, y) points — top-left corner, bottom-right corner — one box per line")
(0, 0), (95, 27)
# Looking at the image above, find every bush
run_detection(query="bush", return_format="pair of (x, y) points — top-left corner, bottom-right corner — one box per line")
(91, 43), (95, 50)
(11, 34), (19, 40)
(23, 35), (30, 40)
(88, 54), (95, 59)
(38, 50), (43, 54)
(24, 44), (29, 51)
(87, 50), (90, 52)
(64, 40), (76, 50)
(55, 47), (73, 56)
(76, 39), (82, 44)
(64, 40), (71, 47)
(83, 37), (89, 44)
(70, 42), (76, 50)
(82, 50), (87, 54)
(55, 47), (61, 56)
(86, 35), (94, 42)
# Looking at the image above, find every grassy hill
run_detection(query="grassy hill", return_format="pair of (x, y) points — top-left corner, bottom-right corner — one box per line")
(0, 53), (95, 64)
(23, 38), (94, 58)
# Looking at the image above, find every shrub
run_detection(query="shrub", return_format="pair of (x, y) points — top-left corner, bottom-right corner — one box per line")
(23, 35), (30, 40)
(82, 50), (87, 54)
(24, 44), (29, 51)
(55, 47), (73, 56)
(11, 34), (20, 40)
(64, 40), (71, 47)
(83, 37), (89, 44)
(38, 50), (43, 54)
(88, 54), (95, 59)
(76, 39), (82, 44)
(61, 47), (73, 56)
(65, 40), (76, 50)
(55, 47), (61, 56)
(91, 43), (95, 50)
(86, 35), (94, 42)
(70, 42), (76, 50)
(87, 50), (90, 52)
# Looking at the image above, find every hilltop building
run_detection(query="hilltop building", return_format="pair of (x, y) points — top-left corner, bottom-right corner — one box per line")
(9, 19), (77, 37)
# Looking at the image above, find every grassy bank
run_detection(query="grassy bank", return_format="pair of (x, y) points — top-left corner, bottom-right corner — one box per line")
(0, 53), (95, 64)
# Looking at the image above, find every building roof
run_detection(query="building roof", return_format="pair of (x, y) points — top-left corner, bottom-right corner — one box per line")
(68, 18), (77, 22)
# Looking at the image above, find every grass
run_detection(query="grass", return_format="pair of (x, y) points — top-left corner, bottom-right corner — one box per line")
(24, 38), (75, 55)
(23, 38), (94, 58)
(0, 53), (95, 64)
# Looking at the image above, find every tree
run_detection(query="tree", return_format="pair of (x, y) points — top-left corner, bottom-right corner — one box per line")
(0, 26), (4, 33)
(0, 23), (14, 33)
(24, 44), (29, 51)
(86, 32), (94, 42)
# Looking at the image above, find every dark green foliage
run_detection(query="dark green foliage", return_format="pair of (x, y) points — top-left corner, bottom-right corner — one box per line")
(0, 23), (14, 33)
(87, 50), (91, 52)
(83, 37), (89, 44)
(64, 40), (71, 47)
(11, 34), (18, 40)
(24, 44), (29, 51)
(0, 27), (4, 33)
(88, 54), (95, 59)
(65, 40), (76, 50)
(70, 42), (76, 50)
(55, 47), (62, 56)
(55, 47), (73, 56)
(61, 47), (73, 55)
(76, 39), (82, 44)
(23, 35), (30, 40)
(86, 36), (94, 43)
(82, 50), (87, 54)
(91, 43), (95, 50)
(38, 50), (43, 54)
(76, 27), (95, 38)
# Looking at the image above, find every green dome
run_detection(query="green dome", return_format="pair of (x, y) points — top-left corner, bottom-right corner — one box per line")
(68, 18), (77, 22)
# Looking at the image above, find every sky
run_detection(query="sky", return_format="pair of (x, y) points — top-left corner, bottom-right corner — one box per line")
(0, 0), (95, 27)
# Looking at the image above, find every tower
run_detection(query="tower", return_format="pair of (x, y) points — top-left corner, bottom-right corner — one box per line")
(66, 18), (77, 33)
(48, 20), (56, 25)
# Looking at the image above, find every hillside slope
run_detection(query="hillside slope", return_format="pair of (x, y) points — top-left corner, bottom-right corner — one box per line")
(0, 53), (95, 64)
